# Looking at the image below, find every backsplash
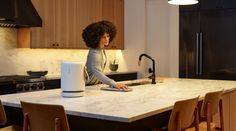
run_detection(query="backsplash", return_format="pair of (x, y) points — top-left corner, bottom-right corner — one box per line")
(0, 28), (126, 76)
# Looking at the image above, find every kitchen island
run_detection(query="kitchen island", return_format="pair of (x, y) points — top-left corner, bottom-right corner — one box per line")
(1, 78), (236, 130)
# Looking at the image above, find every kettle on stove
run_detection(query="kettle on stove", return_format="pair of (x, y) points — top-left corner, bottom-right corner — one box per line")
(61, 62), (89, 97)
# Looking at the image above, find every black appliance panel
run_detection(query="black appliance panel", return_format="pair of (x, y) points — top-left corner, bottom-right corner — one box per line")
(180, 0), (236, 11)
(0, 75), (45, 95)
(180, 8), (236, 80)
(179, 11), (200, 78)
(201, 9), (236, 79)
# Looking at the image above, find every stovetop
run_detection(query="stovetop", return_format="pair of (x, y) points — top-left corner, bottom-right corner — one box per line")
(0, 75), (46, 94)
(0, 75), (45, 85)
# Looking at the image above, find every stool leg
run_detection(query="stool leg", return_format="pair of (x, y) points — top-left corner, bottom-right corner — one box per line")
(175, 112), (181, 131)
(55, 118), (61, 131)
(194, 107), (199, 131)
(219, 99), (224, 131)
(23, 113), (29, 131)
(206, 102), (211, 131)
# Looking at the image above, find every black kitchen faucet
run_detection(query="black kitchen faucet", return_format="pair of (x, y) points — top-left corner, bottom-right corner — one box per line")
(138, 53), (156, 84)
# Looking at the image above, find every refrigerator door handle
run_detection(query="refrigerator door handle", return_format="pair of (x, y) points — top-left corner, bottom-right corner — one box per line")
(199, 32), (203, 75)
(196, 32), (199, 75)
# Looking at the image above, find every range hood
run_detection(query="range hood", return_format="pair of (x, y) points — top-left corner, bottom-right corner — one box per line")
(0, 0), (42, 27)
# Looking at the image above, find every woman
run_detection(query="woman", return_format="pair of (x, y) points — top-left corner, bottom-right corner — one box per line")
(82, 20), (128, 91)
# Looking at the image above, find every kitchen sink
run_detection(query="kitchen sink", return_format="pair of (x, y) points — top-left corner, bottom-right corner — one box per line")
(125, 81), (151, 86)
(125, 79), (164, 86)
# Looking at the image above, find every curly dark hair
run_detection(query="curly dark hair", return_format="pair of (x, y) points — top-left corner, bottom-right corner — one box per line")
(82, 20), (117, 49)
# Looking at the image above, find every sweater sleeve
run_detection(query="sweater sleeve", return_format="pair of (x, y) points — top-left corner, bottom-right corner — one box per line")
(88, 50), (116, 87)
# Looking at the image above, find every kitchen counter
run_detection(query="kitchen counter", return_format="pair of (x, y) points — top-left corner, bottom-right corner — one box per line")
(45, 71), (137, 80)
(44, 71), (137, 89)
(1, 78), (236, 123)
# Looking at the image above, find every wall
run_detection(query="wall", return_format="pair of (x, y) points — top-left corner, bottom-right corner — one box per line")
(169, 4), (179, 77)
(0, 0), (178, 78)
(146, 0), (179, 77)
(123, 0), (147, 78)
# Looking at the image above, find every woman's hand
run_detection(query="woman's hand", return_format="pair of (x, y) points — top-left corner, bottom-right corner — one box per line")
(115, 83), (132, 92)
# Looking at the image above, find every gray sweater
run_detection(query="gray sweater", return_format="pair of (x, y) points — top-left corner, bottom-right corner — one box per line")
(86, 48), (116, 87)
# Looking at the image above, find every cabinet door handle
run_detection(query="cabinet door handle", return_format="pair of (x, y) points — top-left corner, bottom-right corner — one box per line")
(199, 32), (203, 75)
(196, 32), (199, 75)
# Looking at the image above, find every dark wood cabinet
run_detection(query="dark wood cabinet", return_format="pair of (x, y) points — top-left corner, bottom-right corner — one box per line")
(201, 0), (236, 10)
(179, 3), (200, 11)
(180, 5), (236, 80)
(221, 0), (236, 9)
(200, 0), (222, 10)
(180, 0), (236, 11)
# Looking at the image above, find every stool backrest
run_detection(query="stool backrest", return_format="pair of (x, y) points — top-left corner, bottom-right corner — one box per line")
(168, 97), (199, 131)
(200, 90), (223, 117)
(21, 101), (70, 131)
(0, 100), (7, 126)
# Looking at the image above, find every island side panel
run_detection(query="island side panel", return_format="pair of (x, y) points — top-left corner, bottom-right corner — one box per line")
(3, 105), (171, 131)
(67, 111), (171, 131)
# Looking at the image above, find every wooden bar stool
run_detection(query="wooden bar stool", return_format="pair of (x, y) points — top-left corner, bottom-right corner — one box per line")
(21, 101), (70, 131)
(153, 96), (200, 131)
(0, 100), (22, 131)
(199, 90), (224, 131)
(187, 90), (224, 131)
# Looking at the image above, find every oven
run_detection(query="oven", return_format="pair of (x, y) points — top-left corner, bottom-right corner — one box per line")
(0, 75), (46, 95)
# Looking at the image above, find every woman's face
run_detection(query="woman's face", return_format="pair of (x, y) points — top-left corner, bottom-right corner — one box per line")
(99, 33), (110, 48)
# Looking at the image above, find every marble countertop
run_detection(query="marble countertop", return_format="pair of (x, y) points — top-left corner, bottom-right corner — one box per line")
(1, 78), (236, 122)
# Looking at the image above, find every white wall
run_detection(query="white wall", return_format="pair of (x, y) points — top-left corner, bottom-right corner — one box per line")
(0, 0), (179, 78)
(146, 0), (179, 77)
(169, 4), (179, 77)
(123, 0), (147, 78)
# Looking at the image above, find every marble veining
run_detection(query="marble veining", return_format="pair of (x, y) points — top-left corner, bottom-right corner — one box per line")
(1, 78), (236, 122)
